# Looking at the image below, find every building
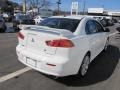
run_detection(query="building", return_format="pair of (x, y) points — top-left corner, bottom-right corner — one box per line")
(88, 8), (105, 16)
(88, 8), (120, 17)
(107, 11), (120, 17)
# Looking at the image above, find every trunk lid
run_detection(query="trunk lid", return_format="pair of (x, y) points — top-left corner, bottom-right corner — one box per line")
(20, 25), (74, 55)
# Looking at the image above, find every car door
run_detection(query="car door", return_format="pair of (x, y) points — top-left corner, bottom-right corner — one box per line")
(85, 20), (101, 60)
(94, 20), (107, 52)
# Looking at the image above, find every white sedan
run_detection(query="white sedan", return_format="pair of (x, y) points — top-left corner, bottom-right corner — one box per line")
(16, 16), (110, 77)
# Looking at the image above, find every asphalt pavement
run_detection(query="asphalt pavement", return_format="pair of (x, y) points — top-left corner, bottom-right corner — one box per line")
(0, 23), (120, 90)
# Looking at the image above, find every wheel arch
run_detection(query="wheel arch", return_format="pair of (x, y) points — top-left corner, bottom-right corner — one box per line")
(77, 50), (91, 74)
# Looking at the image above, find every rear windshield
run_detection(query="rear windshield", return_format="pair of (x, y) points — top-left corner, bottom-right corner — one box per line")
(21, 20), (35, 24)
(39, 18), (80, 32)
(16, 15), (31, 20)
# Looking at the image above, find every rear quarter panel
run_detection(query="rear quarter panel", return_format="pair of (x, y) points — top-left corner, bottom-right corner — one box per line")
(70, 35), (90, 74)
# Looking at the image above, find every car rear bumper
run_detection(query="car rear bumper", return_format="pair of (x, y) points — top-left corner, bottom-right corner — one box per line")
(16, 45), (74, 77)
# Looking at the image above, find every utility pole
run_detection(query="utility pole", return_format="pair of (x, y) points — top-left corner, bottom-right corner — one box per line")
(57, 0), (61, 15)
(23, 0), (26, 14)
(102, 4), (104, 8)
(83, 0), (86, 15)
(44, 0), (48, 9)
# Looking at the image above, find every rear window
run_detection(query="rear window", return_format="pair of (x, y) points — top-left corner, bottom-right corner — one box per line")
(21, 20), (35, 25)
(16, 15), (31, 20)
(39, 18), (80, 32)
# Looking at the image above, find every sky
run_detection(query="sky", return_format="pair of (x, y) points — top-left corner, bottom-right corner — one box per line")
(11, 0), (120, 11)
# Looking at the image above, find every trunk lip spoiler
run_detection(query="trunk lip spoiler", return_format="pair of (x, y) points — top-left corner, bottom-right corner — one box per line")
(30, 28), (61, 35)
(20, 25), (74, 37)
(23, 26), (61, 35)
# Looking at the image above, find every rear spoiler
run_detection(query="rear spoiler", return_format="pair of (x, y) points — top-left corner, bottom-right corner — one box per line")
(19, 25), (60, 36)
(19, 25), (74, 37)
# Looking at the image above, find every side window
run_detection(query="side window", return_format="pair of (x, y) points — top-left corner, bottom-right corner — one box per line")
(94, 21), (104, 32)
(85, 20), (97, 34)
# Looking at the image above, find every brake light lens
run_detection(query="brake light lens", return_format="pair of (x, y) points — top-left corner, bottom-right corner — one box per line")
(18, 32), (24, 40)
(46, 39), (74, 48)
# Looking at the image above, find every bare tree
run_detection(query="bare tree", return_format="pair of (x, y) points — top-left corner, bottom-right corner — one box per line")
(27, 0), (51, 9)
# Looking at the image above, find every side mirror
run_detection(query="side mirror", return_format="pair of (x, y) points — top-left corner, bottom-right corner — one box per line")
(116, 27), (120, 32)
(104, 28), (110, 32)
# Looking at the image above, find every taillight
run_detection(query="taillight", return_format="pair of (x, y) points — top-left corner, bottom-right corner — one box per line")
(46, 39), (74, 48)
(18, 32), (24, 40)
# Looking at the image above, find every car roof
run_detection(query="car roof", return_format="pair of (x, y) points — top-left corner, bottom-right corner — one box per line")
(50, 15), (86, 20)
(50, 15), (97, 21)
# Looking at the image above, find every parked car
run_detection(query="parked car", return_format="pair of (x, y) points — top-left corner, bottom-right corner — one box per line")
(99, 18), (114, 27)
(89, 16), (114, 27)
(100, 18), (107, 27)
(106, 19), (114, 26)
(118, 20), (120, 23)
(0, 16), (6, 33)
(13, 14), (35, 31)
(116, 27), (120, 33)
(16, 16), (110, 77)
(112, 18), (118, 23)
(2, 12), (13, 22)
(87, 16), (107, 27)
(34, 15), (44, 24)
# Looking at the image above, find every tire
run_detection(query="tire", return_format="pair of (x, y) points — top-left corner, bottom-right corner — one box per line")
(0, 26), (6, 33)
(0, 29), (5, 33)
(78, 53), (90, 77)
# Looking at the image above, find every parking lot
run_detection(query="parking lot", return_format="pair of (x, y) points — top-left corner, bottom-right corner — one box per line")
(0, 23), (120, 90)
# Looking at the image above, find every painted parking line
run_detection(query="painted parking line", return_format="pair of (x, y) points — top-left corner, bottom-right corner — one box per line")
(0, 67), (32, 83)
(109, 31), (119, 37)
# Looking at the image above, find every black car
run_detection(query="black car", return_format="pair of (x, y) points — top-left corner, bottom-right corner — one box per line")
(0, 16), (6, 33)
(3, 12), (13, 22)
(13, 14), (35, 31)
(100, 18), (114, 27)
